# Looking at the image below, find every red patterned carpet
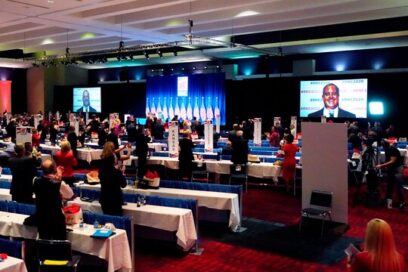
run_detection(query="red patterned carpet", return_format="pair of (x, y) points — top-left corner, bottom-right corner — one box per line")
(134, 184), (408, 272)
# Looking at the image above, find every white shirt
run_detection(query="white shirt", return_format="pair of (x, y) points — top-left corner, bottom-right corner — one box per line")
(323, 107), (338, 117)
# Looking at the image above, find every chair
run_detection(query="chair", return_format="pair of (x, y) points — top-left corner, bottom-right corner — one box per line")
(36, 239), (80, 272)
(0, 237), (22, 258)
(191, 161), (209, 182)
(299, 190), (333, 238)
(229, 164), (248, 191)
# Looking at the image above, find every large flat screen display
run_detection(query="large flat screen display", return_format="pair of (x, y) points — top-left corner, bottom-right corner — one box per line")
(300, 79), (367, 118)
(73, 87), (101, 113)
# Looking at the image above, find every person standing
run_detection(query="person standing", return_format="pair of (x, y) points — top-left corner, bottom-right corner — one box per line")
(178, 133), (194, 180)
(99, 142), (127, 216)
(135, 126), (151, 180)
(8, 144), (38, 204)
(54, 141), (78, 186)
(376, 139), (405, 209)
(33, 159), (67, 240)
(281, 134), (299, 193)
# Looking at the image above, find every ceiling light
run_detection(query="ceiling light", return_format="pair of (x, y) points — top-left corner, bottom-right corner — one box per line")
(41, 38), (54, 45)
(235, 10), (259, 18)
(81, 32), (96, 39)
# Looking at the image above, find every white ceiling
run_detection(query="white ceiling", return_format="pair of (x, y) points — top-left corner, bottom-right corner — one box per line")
(1, 0), (408, 68)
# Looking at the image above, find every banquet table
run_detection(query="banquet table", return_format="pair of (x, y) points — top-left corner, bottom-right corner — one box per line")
(0, 188), (11, 200)
(0, 256), (28, 272)
(75, 183), (241, 231)
(0, 211), (132, 272)
(69, 198), (197, 251)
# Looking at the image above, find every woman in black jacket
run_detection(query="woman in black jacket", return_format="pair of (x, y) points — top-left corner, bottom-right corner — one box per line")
(99, 142), (127, 216)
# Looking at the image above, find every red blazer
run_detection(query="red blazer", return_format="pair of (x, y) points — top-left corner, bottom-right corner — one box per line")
(54, 150), (78, 177)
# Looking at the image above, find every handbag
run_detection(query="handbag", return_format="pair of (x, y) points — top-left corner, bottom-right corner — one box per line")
(143, 170), (160, 189)
(63, 203), (83, 225)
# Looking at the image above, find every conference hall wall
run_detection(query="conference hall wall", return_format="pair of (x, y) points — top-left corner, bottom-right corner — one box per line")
(226, 72), (408, 136)
(0, 67), (27, 114)
(53, 83), (145, 118)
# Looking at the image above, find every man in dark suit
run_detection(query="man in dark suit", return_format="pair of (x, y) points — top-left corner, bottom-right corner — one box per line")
(8, 144), (38, 204)
(308, 83), (356, 118)
(77, 90), (97, 113)
(231, 130), (248, 165)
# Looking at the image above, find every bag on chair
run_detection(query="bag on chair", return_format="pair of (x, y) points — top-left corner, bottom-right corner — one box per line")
(63, 203), (83, 225)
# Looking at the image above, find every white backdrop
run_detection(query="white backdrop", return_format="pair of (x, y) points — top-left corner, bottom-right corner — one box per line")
(301, 122), (348, 224)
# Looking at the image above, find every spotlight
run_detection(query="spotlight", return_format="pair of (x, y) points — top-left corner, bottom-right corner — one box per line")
(157, 49), (163, 58)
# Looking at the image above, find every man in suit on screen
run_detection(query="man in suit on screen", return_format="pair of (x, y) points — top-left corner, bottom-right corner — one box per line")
(308, 83), (356, 118)
(77, 90), (97, 113)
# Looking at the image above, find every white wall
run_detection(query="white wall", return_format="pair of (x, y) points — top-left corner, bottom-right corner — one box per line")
(301, 122), (348, 224)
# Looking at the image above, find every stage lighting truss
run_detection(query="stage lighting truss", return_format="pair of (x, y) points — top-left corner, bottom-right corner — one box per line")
(26, 34), (274, 67)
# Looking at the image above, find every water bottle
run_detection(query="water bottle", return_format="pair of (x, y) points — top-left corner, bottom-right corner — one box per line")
(93, 219), (99, 229)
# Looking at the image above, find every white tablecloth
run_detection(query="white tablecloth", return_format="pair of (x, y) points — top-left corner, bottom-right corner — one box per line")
(247, 163), (282, 181)
(40, 144), (103, 163)
(0, 211), (132, 272)
(148, 143), (167, 152)
(0, 188), (11, 200)
(69, 198), (197, 250)
(0, 256), (27, 272)
(75, 183), (240, 231)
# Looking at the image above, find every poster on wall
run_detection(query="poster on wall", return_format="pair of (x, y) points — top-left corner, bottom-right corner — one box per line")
(168, 121), (179, 156)
(16, 127), (33, 145)
(290, 116), (297, 137)
(253, 118), (262, 146)
(273, 117), (281, 127)
(204, 120), (214, 152)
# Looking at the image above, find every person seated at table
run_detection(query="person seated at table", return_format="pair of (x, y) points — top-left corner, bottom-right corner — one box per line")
(8, 144), (38, 204)
(179, 132), (195, 180)
(33, 159), (68, 240)
(231, 130), (248, 165)
(99, 142), (127, 216)
(24, 142), (42, 167)
(281, 133), (299, 193)
(54, 140), (78, 186)
(349, 218), (405, 272)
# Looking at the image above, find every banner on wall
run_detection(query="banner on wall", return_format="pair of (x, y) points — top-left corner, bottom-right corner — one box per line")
(204, 120), (214, 152)
(168, 121), (179, 156)
(215, 114), (220, 134)
(16, 127), (33, 145)
(273, 117), (281, 127)
(290, 116), (297, 137)
(253, 118), (262, 146)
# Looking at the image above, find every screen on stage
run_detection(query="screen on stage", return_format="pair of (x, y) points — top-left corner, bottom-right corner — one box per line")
(73, 87), (101, 113)
(146, 73), (226, 124)
(300, 79), (367, 118)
